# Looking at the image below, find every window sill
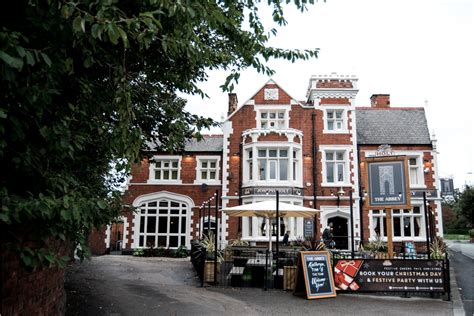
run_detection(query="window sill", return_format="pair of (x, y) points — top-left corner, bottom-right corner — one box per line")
(322, 129), (349, 134)
(193, 180), (221, 185)
(146, 180), (183, 185)
(321, 182), (352, 187)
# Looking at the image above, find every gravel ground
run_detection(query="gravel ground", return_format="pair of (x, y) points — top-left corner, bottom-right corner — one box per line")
(65, 255), (455, 316)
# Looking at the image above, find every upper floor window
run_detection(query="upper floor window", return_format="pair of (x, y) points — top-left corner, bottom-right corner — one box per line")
(195, 156), (220, 184)
(148, 156), (182, 183)
(325, 151), (346, 184)
(258, 148), (288, 181)
(327, 110), (344, 131)
(260, 111), (286, 129)
(409, 157), (422, 186)
(323, 108), (348, 133)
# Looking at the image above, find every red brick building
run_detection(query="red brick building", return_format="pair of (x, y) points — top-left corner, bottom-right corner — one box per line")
(92, 73), (443, 254)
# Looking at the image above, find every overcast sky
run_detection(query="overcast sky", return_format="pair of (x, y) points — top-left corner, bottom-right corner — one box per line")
(183, 0), (473, 190)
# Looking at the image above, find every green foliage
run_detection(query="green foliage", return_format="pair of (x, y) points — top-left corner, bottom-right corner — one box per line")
(469, 229), (474, 237)
(192, 232), (223, 263)
(361, 235), (388, 254)
(453, 185), (474, 228)
(133, 248), (145, 257)
(430, 237), (446, 259)
(291, 235), (326, 251)
(1, 0), (318, 267)
(174, 245), (189, 258)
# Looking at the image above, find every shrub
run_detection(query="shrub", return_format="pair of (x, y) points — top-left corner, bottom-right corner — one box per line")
(174, 245), (189, 258)
(133, 248), (144, 257)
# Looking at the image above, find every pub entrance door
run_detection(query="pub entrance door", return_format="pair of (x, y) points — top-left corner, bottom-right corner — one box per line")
(328, 216), (348, 250)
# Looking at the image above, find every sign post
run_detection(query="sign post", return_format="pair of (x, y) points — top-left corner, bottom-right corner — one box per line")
(365, 156), (411, 258)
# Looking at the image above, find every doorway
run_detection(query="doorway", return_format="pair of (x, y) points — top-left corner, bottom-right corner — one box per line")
(328, 216), (348, 250)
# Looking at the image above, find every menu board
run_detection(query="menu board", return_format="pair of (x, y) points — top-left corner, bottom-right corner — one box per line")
(295, 251), (336, 299)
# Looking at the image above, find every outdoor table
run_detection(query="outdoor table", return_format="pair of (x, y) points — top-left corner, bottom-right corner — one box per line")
(246, 258), (267, 287)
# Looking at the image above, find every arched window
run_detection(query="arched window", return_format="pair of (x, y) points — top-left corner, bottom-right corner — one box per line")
(137, 199), (188, 249)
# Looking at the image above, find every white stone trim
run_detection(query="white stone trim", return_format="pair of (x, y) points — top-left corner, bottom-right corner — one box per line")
(104, 224), (111, 248)
(131, 191), (195, 249)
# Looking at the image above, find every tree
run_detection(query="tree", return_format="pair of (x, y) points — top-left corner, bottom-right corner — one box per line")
(0, 0), (318, 266)
(453, 185), (474, 229)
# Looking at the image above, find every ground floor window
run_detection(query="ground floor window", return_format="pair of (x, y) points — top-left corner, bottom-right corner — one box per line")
(242, 201), (303, 240)
(370, 207), (424, 240)
(138, 199), (188, 248)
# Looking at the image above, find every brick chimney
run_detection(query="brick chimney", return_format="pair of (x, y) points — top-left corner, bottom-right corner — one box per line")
(370, 94), (390, 108)
(228, 93), (238, 115)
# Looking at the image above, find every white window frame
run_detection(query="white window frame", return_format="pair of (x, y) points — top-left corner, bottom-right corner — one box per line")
(320, 145), (351, 187)
(369, 206), (425, 242)
(408, 156), (424, 188)
(243, 143), (302, 186)
(323, 107), (349, 134)
(254, 105), (291, 131)
(147, 155), (182, 184)
(194, 156), (221, 185)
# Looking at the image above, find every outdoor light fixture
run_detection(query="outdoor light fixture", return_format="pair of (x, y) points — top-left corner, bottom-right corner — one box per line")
(336, 187), (345, 207)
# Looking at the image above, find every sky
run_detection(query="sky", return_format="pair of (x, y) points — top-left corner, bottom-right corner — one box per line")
(183, 0), (474, 190)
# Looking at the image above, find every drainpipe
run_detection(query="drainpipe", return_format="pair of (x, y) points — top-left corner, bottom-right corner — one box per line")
(357, 144), (364, 245)
(238, 141), (243, 233)
(311, 113), (318, 238)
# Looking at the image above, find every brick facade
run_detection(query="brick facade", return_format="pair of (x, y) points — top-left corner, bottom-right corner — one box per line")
(1, 234), (70, 316)
(90, 74), (443, 254)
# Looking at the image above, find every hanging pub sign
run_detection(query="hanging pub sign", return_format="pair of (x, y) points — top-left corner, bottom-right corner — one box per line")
(294, 251), (336, 299)
(365, 156), (411, 209)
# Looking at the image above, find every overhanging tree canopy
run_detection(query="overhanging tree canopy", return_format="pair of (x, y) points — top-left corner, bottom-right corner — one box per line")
(0, 0), (318, 266)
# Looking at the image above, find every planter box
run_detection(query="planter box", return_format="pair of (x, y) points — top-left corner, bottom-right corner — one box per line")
(283, 266), (297, 291)
(204, 260), (220, 283)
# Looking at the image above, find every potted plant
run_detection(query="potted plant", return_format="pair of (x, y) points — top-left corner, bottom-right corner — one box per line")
(192, 232), (223, 283)
(363, 235), (388, 258)
(430, 237), (446, 259)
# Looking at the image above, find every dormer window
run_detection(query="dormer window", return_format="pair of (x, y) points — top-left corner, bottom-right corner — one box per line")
(260, 111), (286, 129)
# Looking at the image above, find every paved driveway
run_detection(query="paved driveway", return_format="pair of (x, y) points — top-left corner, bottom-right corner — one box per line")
(65, 255), (455, 316)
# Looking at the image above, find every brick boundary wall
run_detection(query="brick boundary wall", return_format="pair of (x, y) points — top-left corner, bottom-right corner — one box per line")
(1, 233), (71, 316)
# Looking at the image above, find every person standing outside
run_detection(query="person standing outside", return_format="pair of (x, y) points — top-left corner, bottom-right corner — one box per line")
(282, 230), (290, 246)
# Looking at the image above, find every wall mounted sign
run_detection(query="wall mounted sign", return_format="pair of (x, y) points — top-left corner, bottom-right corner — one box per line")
(365, 156), (411, 209)
(304, 220), (314, 238)
(241, 187), (303, 196)
(333, 259), (446, 293)
(375, 144), (394, 157)
(294, 251), (336, 299)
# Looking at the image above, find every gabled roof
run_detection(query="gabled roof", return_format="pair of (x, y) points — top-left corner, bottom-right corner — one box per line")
(356, 108), (431, 145)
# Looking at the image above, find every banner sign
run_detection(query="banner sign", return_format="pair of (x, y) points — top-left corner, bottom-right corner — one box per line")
(365, 156), (411, 209)
(333, 259), (446, 293)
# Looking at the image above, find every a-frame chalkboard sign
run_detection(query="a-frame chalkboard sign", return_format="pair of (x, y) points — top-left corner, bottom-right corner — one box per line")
(293, 251), (336, 299)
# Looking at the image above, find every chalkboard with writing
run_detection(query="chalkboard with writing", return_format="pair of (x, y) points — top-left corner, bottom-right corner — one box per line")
(295, 251), (336, 299)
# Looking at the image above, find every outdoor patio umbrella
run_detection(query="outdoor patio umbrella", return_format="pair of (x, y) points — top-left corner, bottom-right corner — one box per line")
(221, 200), (320, 251)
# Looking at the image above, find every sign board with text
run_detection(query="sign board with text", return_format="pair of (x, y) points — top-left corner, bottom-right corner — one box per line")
(294, 251), (336, 299)
(365, 156), (411, 209)
(333, 259), (447, 293)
